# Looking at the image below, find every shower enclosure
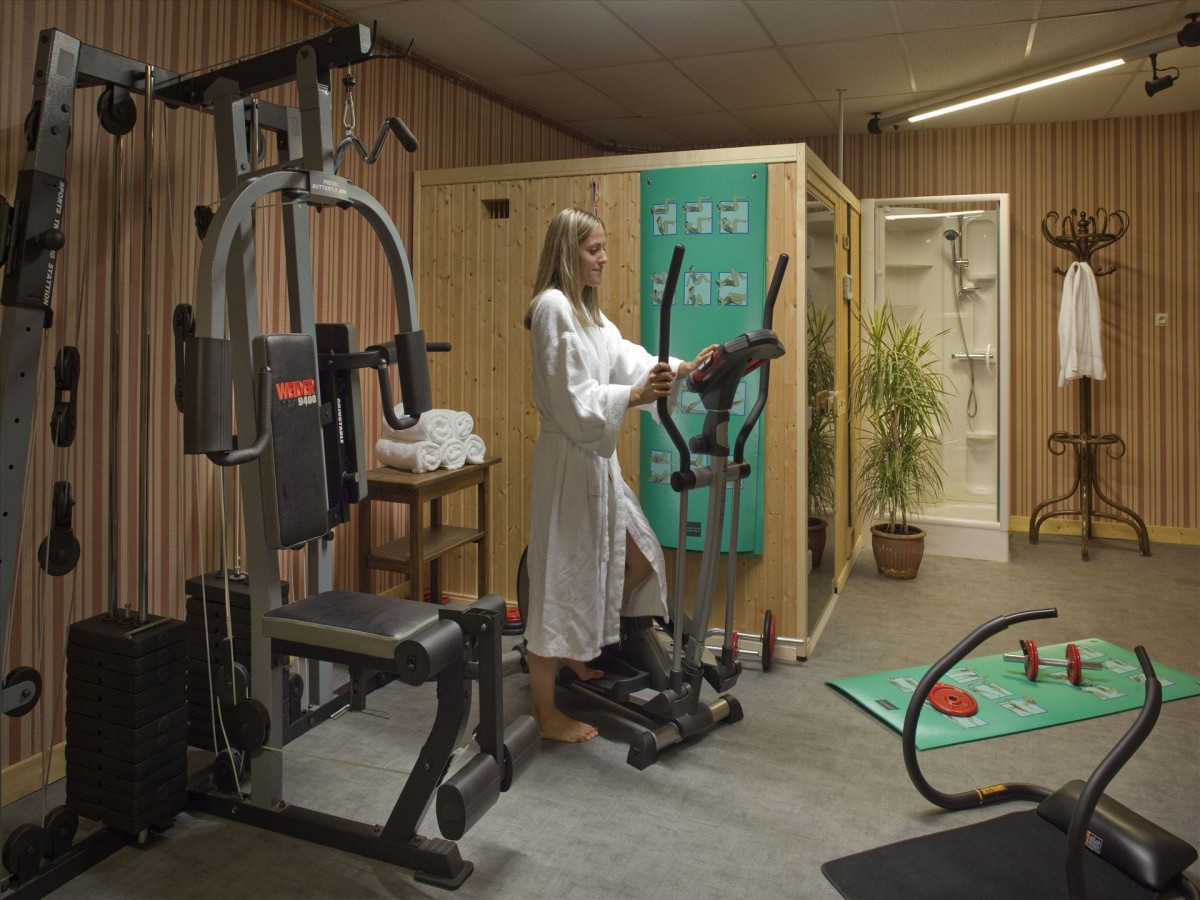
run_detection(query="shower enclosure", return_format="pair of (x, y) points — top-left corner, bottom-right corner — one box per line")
(862, 194), (1010, 561)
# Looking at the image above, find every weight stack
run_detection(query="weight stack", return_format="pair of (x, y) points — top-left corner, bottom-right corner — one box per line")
(65, 613), (188, 835)
(184, 572), (300, 751)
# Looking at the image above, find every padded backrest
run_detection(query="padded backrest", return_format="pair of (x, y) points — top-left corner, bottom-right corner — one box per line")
(253, 333), (329, 549)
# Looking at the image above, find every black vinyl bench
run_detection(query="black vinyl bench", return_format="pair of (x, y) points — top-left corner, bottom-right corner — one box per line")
(260, 590), (538, 889)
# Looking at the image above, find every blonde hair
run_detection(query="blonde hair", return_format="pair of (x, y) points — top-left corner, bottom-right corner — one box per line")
(524, 207), (604, 330)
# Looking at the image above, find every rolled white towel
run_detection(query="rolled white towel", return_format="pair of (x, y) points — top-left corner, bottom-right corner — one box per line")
(464, 434), (487, 465)
(449, 409), (473, 439)
(375, 438), (441, 474)
(440, 438), (466, 471)
(382, 406), (455, 444)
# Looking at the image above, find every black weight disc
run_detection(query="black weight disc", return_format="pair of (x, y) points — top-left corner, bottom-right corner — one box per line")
(228, 698), (270, 753)
(42, 805), (78, 861)
(761, 609), (776, 672)
(2, 823), (44, 883)
(2, 667), (42, 717)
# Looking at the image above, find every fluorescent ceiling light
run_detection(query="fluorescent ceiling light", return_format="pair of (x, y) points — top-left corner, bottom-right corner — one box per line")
(884, 210), (986, 220)
(907, 59), (1125, 123)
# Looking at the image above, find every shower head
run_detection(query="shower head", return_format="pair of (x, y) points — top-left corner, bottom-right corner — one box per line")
(943, 229), (959, 242)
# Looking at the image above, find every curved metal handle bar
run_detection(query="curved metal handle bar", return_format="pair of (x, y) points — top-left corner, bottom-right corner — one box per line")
(375, 362), (420, 432)
(654, 244), (692, 481)
(194, 169), (418, 342)
(1064, 645), (1161, 900)
(734, 253), (788, 465)
(205, 366), (272, 467)
(902, 608), (1058, 810)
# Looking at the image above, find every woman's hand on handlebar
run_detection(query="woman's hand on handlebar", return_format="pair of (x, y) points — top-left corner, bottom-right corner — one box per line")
(631, 361), (675, 406)
(677, 344), (719, 384)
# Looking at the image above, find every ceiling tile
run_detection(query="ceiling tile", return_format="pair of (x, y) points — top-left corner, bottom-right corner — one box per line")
(783, 34), (911, 100)
(647, 110), (764, 145)
(675, 48), (813, 108)
(353, 0), (557, 79)
(605, 0), (772, 56)
(461, 0), (659, 69)
(731, 102), (839, 141)
(575, 61), (722, 116)
(567, 115), (686, 147)
(492, 71), (636, 122)
(892, 0), (1038, 30)
(903, 22), (1035, 94)
(747, 0), (895, 43)
(1027, 7), (1194, 70)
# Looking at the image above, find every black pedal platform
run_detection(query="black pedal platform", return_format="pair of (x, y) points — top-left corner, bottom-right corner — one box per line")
(66, 613), (187, 835)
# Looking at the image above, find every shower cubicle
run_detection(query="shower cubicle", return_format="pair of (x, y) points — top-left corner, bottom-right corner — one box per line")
(862, 194), (1011, 561)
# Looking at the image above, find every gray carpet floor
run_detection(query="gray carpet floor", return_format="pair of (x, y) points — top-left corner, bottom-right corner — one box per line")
(13, 534), (1200, 898)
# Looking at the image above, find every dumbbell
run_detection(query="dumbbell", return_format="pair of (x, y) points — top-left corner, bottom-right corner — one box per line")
(705, 610), (779, 672)
(1004, 639), (1101, 685)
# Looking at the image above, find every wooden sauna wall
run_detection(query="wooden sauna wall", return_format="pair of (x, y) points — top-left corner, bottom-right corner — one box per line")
(415, 158), (808, 640)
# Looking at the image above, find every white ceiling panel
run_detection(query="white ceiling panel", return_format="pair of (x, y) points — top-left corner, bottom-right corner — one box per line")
(675, 48), (814, 108)
(606, 0), (773, 56)
(317, 0), (1200, 148)
(492, 71), (636, 122)
(574, 60), (723, 117)
(783, 34), (912, 100)
(461, 0), (657, 70)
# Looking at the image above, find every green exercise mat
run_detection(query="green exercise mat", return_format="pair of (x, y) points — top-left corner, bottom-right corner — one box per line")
(827, 639), (1200, 750)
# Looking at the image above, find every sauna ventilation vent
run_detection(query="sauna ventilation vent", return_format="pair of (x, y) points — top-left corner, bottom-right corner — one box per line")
(483, 199), (510, 220)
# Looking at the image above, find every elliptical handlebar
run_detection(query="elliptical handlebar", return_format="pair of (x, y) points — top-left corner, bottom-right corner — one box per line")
(733, 253), (788, 465)
(655, 244), (693, 482)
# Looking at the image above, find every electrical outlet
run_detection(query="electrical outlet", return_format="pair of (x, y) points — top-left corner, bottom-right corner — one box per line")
(1155, 313), (1168, 327)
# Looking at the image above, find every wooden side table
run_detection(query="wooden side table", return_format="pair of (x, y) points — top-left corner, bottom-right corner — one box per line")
(358, 457), (500, 602)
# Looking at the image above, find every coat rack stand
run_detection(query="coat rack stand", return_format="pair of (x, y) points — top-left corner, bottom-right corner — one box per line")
(1028, 207), (1150, 561)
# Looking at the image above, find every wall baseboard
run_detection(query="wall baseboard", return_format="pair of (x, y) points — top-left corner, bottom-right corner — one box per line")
(1009, 516), (1199, 546)
(3, 743), (65, 806)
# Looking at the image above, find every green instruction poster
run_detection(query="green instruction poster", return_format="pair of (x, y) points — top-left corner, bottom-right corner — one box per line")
(638, 164), (769, 553)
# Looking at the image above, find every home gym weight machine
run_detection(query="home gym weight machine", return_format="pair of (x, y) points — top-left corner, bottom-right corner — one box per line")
(518, 245), (787, 768)
(1, 23), (537, 893)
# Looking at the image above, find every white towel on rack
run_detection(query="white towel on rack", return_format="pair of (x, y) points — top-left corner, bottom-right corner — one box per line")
(375, 438), (441, 474)
(463, 434), (487, 465)
(1057, 261), (1106, 387)
(440, 438), (467, 470)
(381, 406), (456, 444)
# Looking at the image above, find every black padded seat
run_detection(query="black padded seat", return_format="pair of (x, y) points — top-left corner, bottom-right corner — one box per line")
(262, 591), (448, 681)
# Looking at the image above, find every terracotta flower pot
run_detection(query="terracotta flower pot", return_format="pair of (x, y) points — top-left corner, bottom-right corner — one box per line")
(870, 523), (926, 579)
(808, 516), (827, 569)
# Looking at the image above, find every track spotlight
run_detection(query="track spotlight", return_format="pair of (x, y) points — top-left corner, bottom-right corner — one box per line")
(1144, 53), (1179, 97)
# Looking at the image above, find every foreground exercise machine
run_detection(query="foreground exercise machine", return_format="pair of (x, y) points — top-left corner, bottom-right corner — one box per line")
(519, 244), (787, 768)
(1, 23), (536, 892)
(823, 608), (1198, 899)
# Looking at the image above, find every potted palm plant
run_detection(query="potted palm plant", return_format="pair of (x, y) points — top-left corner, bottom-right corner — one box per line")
(806, 305), (836, 569)
(850, 303), (950, 579)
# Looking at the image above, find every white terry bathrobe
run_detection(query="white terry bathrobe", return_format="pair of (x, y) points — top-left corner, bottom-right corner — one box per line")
(525, 289), (678, 662)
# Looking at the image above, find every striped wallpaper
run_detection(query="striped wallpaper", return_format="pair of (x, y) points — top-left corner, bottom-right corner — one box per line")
(1, 0), (1194, 768)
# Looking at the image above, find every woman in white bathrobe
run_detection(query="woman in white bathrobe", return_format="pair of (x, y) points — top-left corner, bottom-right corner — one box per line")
(523, 208), (713, 743)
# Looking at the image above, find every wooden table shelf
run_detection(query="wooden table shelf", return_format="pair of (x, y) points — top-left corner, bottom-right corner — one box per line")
(358, 457), (500, 603)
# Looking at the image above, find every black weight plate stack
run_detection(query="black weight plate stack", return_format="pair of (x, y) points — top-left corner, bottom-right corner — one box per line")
(183, 572), (292, 750)
(65, 613), (187, 835)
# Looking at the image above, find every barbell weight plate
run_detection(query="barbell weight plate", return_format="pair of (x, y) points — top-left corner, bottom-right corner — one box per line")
(762, 610), (776, 672)
(928, 682), (978, 717)
(1066, 642), (1082, 685)
(1023, 639), (1039, 681)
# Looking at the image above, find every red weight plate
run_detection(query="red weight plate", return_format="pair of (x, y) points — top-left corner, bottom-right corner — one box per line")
(1024, 639), (1039, 682)
(929, 682), (979, 718)
(1065, 642), (1082, 685)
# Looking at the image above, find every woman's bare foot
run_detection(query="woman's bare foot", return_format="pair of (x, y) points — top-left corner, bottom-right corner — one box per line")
(536, 710), (598, 743)
(564, 658), (604, 681)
